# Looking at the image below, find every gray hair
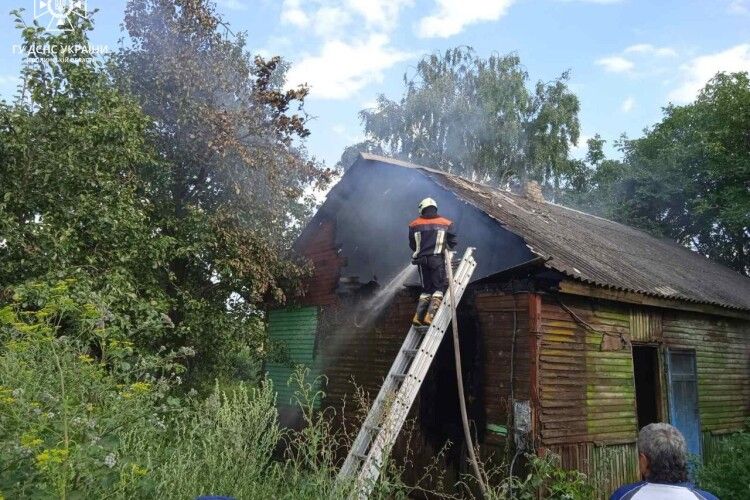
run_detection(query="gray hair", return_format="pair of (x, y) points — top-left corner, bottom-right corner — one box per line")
(637, 423), (689, 483)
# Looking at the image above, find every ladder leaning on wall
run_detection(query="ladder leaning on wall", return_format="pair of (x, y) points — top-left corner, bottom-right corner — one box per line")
(336, 247), (477, 499)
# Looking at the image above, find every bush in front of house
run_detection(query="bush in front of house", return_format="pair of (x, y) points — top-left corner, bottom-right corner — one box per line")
(696, 427), (750, 500)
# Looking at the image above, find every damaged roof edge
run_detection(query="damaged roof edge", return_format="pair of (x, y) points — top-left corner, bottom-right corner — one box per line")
(356, 153), (750, 314)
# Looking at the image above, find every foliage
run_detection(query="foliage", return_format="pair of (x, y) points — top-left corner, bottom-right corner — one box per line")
(343, 47), (580, 188)
(566, 72), (750, 276)
(0, 279), (187, 498)
(485, 452), (597, 500)
(696, 428), (750, 500)
(110, 0), (331, 378)
(0, 1), (330, 382)
(0, 290), (399, 500)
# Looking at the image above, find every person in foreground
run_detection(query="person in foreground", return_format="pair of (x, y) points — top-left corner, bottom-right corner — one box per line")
(609, 423), (717, 499)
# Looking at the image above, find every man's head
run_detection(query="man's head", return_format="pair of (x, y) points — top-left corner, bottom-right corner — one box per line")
(418, 197), (438, 216)
(637, 423), (689, 483)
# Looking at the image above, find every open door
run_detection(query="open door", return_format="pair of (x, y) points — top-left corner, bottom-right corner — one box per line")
(632, 345), (661, 429)
(665, 349), (702, 458)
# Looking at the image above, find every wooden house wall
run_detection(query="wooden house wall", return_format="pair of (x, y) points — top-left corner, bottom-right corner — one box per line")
(297, 218), (344, 308)
(538, 294), (639, 493)
(662, 311), (750, 439)
(317, 290), (451, 488)
(474, 291), (530, 448)
(536, 292), (749, 493)
(318, 291), (416, 410)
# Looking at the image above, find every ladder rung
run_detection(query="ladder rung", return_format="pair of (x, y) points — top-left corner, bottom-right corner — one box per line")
(365, 424), (381, 433)
(402, 348), (418, 357)
(353, 452), (367, 461)
(414, 326), (429, 333)
(391, 373), (406, 381)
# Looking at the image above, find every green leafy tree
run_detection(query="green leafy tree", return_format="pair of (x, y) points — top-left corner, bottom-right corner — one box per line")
(1, 1), (330, 380)
(109, 0), (332, 377)
(344, 47), (580, 189)
(0, 8), (172, 352)
(570, 73), (750, 276)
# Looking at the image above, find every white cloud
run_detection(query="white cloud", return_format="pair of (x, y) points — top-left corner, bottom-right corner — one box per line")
(216, 0), (247, 10)
(668, 44), (750, 103)
(417, 0), (515, 38)
(281, 0), (413, 32)
(557, 0), (623, 3)
(596, 56), (635, 73)
(286, 34), (413, 99)
(624, 43), (677, 58)
(347, 0), (414, 30)
(570, 134), (592, 159)
(312, 6), (352, 38)
(728, 0), (749, 15)
(620, 96), (635, 112)
(281, 0), (309, 28)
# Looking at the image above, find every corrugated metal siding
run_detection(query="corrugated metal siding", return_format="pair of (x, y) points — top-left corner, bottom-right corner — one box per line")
(662, 312), (750, 433)
(266, 307), (321, 408)
(475, 291), (530, 446)
(629, 307), (663, 342)
(539, 296), (637, 446)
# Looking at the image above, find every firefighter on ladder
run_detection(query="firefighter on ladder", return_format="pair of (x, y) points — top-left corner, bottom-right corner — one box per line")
(409, 197), (457, 326)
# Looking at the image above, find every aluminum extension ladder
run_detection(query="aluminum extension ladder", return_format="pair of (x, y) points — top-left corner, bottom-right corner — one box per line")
(337, 247), (477, 499)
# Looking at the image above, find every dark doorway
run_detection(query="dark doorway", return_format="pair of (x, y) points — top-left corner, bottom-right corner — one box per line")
(633, 346), (660, 429)
(419, 300), (483, 469)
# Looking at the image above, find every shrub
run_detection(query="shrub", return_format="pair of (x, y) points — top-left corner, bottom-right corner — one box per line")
(696, 427), (750, 500)
(485, 452), (597, 500)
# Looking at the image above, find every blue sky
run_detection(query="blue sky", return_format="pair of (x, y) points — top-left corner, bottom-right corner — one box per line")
(1, 0), (749, 168)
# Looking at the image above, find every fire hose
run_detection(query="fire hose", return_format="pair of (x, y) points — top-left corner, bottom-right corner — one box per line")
(445, 250), (489, 498)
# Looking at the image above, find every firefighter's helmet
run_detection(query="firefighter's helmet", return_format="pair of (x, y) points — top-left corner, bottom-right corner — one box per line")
(418, 197), (437, 214)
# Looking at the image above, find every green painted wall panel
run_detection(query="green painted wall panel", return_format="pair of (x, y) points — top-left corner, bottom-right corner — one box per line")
(266, 307), (321, 409)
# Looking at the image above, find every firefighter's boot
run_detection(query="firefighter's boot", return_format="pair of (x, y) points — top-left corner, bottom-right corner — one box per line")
(422, 291), (444, 326)
(412, 294), (431, 326)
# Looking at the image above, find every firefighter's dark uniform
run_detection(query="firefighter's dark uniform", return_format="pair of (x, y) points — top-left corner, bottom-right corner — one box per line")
(408, 210), (457, 325)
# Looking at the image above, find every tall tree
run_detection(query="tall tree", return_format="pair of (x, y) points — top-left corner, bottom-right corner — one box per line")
(344, 47), (580, 188)
(1, 1), (330, 380)
(569, 72), (750, 276)
(0, 9), (171, 351)
(110, 0), (331, 375)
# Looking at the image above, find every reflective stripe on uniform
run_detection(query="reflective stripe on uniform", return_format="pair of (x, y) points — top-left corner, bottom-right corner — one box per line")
(434, 229), (445, 255)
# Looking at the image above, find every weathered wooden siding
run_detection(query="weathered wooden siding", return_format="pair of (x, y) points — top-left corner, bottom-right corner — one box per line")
(475, 291), (530, 446)
(546, 442), (638, 495)
(539, 296), (637, 446)
(662, 311), (750, 434)
(298, 218), (345, 307)
(629, 307), (663, 343)
(317, 290), (455, 491)
(318, 291), (415, 408)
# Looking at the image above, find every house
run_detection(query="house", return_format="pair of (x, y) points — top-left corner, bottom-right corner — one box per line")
(266, 153), (750, 493)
